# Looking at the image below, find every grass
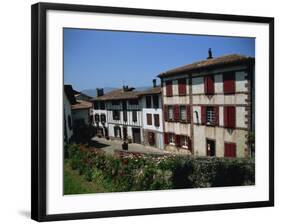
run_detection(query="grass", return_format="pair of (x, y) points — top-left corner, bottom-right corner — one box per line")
(64, 160), (108, 195)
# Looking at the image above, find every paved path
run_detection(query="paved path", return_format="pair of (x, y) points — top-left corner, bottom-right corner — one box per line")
(91, 137), (169, 155)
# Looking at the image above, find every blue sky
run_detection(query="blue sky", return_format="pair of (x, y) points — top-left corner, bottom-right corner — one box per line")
(64, 28), (255, 91)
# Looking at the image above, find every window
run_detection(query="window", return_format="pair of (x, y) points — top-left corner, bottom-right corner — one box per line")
(224, 106), (236, 128)
(123, 111), (127, 122)
(153, 95), (159, 108)
(129, 99), (139, 105)
(201, 106), (219, 126)
(132, 110), (137, 122)
(166, 80), (173, 97)
(223, 72), (235, 94)
(180, 106), (186, 121)
(168, 106), (173, 120)
(154, 114), (160, 127)
(206, 106), (215, 125)
(168, 133), (174, 144)
(112, 110), (120, 120)
(67, 115), (72, 130)
(147, 114), (152, 125)
(114, 126), (121, 138)
(100, 101), (105, 109)
(146, 96), (151, 108)
(180, 136), (189, 149)
(112, 100), (120, 106)
(93, 101), (99, 110)
(224, 142), (236, 157)
(100, 114), (106, 123)
(204, 75), (214, 95)
(94, 114), (100, 123)
(178, 78), (187, 95)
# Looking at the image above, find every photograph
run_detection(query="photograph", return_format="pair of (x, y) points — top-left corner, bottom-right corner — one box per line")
(63, 28), (255, 195)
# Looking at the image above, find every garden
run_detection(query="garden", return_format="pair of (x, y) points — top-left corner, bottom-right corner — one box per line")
(64, 143), (255, 194)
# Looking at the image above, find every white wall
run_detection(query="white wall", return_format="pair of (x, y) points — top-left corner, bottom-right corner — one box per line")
(142, 108), (163, 132)
(1, 1), (280, 224)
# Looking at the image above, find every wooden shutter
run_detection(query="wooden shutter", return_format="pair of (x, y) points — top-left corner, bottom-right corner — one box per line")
(173, 105), (179, 121)
(224, 143), (236, 157)
(186, 105), (191, 123)
(223, 72), (235, 94)
(178, 78), (186, 96)
(166, 81), (173, 97)
(214, 106), (219, 126)
(164, 105), (168, 121)
(201, 106), (206, 124)
(164, 133), (169, 145)
(146, 114), (152, 125)
(154, 114), (160, 127)
(204, 75), (214, 95)
(175, 135), (181, 147)
(224, 106), (236, 128)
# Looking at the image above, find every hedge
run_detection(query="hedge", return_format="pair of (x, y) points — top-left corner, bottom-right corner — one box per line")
(65, 144), (255, 193)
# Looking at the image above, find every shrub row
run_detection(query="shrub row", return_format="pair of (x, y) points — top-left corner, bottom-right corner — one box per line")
(65, 144), (255, 192)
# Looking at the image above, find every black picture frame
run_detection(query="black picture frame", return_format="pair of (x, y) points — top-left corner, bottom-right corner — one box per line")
(31, 2), (274, 222)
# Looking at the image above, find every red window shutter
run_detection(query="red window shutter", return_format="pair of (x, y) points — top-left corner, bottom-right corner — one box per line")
(186, 105), (191, 123)
(204, 75), (214, 95)
(166, 81), (173, 97)
(201, 106), (206, 124)
(175, 135), (181, 147)
(173, 105), (179, 121)
(164, 133), (169, 145)
(154, 114), (160, 127)
(164, 105), (168, 121)
(224, 106), (236, 128)
(224, 143), (236, 157)
(178, 78), (186, 96)
(223, 72), (235, 94)
(214, 106), (219, 126)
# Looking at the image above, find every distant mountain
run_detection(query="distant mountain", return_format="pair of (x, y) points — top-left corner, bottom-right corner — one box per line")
(81, 86), (152, 97)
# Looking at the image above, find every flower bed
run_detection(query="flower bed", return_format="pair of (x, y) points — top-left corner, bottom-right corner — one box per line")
(65, 144), (255, 193)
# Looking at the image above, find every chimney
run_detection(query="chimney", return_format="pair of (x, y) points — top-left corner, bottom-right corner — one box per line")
(207, 48), (213, 59)
(153, 79), (157, 87)
(96, 88), (104, 97)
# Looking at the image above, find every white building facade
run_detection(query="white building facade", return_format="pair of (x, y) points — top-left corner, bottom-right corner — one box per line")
(159, 54), (255, 157)
(92, 87), (144, 144)
(139, 87), (164, 149)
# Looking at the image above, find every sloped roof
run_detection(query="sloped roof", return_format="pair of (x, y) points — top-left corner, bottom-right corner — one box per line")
(92, 89), (140, 101)
(71, 100), (92, 110)
(158, 54), (254, 78)
(137, 86), (161, 95)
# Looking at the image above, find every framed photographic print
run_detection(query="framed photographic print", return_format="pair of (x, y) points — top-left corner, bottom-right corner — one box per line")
(31, 2), (274, 222)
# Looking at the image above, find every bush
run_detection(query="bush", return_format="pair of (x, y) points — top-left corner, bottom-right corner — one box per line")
(65, 144), (255, 192)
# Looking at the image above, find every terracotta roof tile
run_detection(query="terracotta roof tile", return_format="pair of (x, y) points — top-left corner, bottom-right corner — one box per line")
(71, 100), (92, 110)
(158, 54), (254, 78)
(92, 89), (140, 101)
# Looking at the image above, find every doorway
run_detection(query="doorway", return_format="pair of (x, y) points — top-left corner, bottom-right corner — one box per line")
(132, 128), (141, 144)
(206, 139), (216, 156)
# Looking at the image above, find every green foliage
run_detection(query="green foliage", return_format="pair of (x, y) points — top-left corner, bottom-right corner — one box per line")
(65, 144), (255, 193)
